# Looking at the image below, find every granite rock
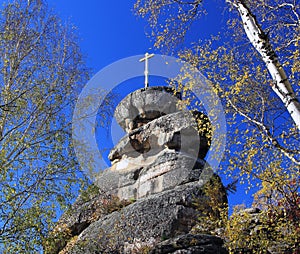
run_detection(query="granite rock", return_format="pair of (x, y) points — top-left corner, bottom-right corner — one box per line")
(109, 111), (210, 164)
(63, 182), (226, 254)
(150, 233), (228, 254)
(96, 149), (207, 200)
(114, 87), (182, 132)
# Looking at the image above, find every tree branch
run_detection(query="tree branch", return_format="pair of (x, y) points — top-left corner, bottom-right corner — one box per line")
(227, 0), (300, 131)
(228, 98), (300, 166)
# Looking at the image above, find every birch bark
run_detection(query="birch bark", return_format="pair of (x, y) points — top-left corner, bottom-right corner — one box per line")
(227, 0), (300, 131)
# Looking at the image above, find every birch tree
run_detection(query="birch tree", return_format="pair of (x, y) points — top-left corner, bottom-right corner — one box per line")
(0, 0), (88, 252)
(230, 0), (300, 132)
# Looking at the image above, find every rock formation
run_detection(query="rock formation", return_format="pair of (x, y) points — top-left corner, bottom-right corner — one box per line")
(47, 87), (228, 254)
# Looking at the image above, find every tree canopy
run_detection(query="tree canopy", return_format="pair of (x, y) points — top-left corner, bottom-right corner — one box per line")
(0, 0), (88, 252)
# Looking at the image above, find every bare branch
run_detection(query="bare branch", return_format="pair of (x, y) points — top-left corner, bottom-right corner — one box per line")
(228, 98), (300, 166)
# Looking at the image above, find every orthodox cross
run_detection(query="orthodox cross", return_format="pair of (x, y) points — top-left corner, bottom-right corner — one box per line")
(139, 53), (154, 88)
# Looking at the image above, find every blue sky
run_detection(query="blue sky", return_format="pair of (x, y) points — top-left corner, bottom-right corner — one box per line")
(46, 0), (225, 72)
(47, 1), (152, 71)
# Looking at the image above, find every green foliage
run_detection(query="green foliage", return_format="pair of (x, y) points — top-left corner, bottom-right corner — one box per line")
(0, 0), (89, 252)
(192, 175), (228, 235)
(225, 206), (300, 253)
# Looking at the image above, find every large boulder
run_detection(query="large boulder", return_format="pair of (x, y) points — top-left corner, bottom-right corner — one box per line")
(109, 111), (210, 164)
(59, 182), (227, 254)
(114, 87), (182, 132)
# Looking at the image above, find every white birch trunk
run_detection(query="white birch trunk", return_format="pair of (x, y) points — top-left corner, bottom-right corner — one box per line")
(228, 0), (300, 131)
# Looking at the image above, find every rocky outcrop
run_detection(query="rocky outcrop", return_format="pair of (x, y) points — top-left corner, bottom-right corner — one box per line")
(50, 87), (227, 254)
(98, 92), (211, 201)
(53, 179), (227, 254)
(66, 184), (214, 253)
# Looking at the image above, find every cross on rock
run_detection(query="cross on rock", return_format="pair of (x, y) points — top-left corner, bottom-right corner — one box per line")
(139, 53), (154, 88)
